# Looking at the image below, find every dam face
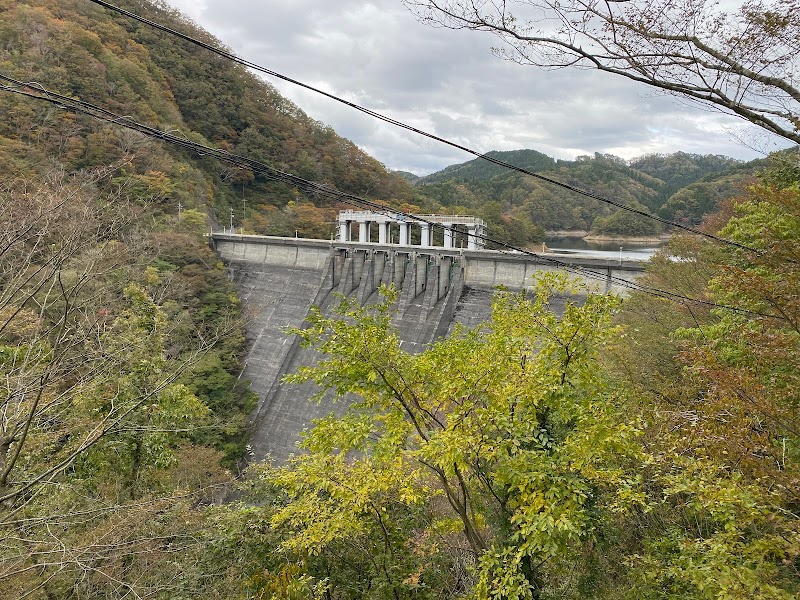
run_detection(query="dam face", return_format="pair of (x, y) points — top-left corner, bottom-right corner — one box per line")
(213, 234), (645, 464)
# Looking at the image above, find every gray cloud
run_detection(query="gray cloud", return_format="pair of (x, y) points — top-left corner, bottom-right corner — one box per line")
(167, 0), (789, 175)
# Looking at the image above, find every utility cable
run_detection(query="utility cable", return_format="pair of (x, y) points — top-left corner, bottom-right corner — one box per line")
(0, 75), (772, 317)
(84, 0), (763, 255)
(0, 74), (782, 320)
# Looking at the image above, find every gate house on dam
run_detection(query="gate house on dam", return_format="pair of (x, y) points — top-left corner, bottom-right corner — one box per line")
(337, 210), (487, 250)
(212, 213), (646, 464)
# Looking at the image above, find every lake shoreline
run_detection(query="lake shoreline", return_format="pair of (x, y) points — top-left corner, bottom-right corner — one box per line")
(544, 230), (589, 238)
(583, 234), (668, 244)
(546, 231), (669, 244)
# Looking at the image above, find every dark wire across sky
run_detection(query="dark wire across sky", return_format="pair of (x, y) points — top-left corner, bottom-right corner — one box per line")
(84, 0), (762, 256)
(0, 72), (783, 321)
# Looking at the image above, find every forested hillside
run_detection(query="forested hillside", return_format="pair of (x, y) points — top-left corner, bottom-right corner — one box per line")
(0, 0), (413, 230)
(0, 0), (418, 461)
(411, 149), (763, 244)
(0, 0), (411, 595)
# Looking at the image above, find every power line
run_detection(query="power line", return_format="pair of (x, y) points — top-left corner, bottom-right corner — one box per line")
(84, 0), (764, 255)
(0, 75), (765, 315)
(0, 74), (782, 321)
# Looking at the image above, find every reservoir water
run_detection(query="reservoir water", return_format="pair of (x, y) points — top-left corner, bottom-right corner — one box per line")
(543, 236), (665, 261)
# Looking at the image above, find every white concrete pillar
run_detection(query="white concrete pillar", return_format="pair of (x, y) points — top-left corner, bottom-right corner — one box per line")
(399, 222), (410, 246)
(378, 223), (388, 245)
(420, 224), (431, 247)
(339, 220), (349, 242)
(467, 225), (477, 250)
(359, 221), (370, 243)
(443, 225), (454, 249)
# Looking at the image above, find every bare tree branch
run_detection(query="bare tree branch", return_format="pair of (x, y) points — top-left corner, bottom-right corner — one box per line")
(404, 0), (800, 143)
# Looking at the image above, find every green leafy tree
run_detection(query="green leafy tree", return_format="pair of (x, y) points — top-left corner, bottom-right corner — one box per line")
(608, 155), (800, 599)
(75, 283), (210, 498)
(256, 274), (643, 599)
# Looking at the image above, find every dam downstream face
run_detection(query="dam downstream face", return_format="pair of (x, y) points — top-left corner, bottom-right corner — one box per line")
(214, 235), (644, 464)
(226, 248), (468, 464)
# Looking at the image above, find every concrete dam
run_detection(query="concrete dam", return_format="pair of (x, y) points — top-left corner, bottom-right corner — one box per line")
(212, 233), (646, 464)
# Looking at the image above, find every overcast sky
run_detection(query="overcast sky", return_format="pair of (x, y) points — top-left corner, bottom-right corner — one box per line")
(165, 0), (789, 175)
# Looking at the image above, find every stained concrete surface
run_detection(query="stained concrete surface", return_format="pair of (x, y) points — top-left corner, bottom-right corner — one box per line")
(216, 238), (633, 464)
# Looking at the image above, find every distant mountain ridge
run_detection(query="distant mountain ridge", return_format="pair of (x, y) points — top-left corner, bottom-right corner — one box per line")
(417, 149), (743, 192)
(415, 149), (556, 185)
(408, 149), (763, 245)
